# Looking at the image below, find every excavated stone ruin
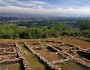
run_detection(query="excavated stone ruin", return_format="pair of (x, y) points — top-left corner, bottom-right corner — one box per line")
(0, 40), (90, 70)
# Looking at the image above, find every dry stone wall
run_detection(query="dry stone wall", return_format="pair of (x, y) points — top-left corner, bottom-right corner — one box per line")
(45, 40), (90, 69)
(15, 43), (31, 70)
(24, 42), (62, 70)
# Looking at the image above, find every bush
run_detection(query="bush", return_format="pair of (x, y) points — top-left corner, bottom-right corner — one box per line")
(19, 29), (32, 39)
(42, 30), (59, 38)
(87, 31), (90, 38)
(47, 22), (63, 31)
(30, 28), (43, 39)
(61, 28), (79, 36)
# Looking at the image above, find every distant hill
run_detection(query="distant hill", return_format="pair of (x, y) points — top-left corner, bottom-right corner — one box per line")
(0, 13), (56, 17)
(0, 13), (90, 18)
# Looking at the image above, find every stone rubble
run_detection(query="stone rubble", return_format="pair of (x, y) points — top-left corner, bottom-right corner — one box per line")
(0, 40), (89, 70)
(15, 43), (31, 70)
(24, 42), (62, 70)
(45, 40), (90, 69)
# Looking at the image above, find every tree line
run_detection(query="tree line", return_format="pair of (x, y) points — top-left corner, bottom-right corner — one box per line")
(0, 20), (90, 39)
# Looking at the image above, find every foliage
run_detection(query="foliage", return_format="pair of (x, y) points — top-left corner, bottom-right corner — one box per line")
(47, 22), (63, 31)
(0, 19), (90, 39)
(0, 24), (20, 39)
(77, 20), (90, 31)
(19, 29), (32, 39)
(30, 28), (42, 39)
(42, 30), (59, 38)
(77, 20), (90, 38)
(61, 27), (79, 36)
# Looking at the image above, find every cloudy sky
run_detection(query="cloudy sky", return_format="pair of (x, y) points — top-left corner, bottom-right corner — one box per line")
(0, 0), (90, 16)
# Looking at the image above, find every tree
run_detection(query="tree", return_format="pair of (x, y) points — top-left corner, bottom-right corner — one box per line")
(0, 24), (14, 39)
(42, 30), (59, 38)
(30, 28), (42, 39)
(63, 28), (79, 36)
(77, 20), (90, 31)
(0, 24), (21, 39)
(19, 29), (32, 39)
(77, 20), (90, 38)
(47, 22), (63, 31)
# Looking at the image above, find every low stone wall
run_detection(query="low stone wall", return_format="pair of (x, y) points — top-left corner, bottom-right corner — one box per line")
(0, 52), (16, 55)
(23, 41), (90, 70)
(20, 57), (31, 70)
(49, 58), (70, 65)
(45, 40), (90, 57)
(73, 58), (90, 68)
(15, 43), (31, 70)
(0, 58), (20, 64)
(45, 40), (82, 50)
(46, 44), (72, 59)
(45, 40), (90, 69)
(78, 48), (90, 54)
(47, 45), (59, 52)
(24, 42), (61, 70)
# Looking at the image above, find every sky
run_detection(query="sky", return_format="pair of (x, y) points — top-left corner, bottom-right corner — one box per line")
(0, 0), (90, 16)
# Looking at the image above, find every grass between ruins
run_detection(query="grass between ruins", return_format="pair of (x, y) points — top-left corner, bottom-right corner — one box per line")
(0, 37), (89, 70)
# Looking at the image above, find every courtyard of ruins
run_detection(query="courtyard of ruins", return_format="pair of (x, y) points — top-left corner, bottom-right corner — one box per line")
(0, 38), (90, 70)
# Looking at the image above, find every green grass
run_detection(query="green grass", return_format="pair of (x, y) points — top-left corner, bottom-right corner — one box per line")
(42, 53), (64, 62)
(24, 53), (45, 70)
(18, 43), (45, 70)
(55, 60), (90, 70)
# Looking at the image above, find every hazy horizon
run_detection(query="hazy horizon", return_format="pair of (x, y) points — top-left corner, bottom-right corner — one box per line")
(0, 0), (90, 17)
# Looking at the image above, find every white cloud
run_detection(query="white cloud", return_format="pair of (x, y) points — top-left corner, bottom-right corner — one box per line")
(0, 5), (90, 16)
(0, 0), (90, 16)
(31, 1), (46, 5)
